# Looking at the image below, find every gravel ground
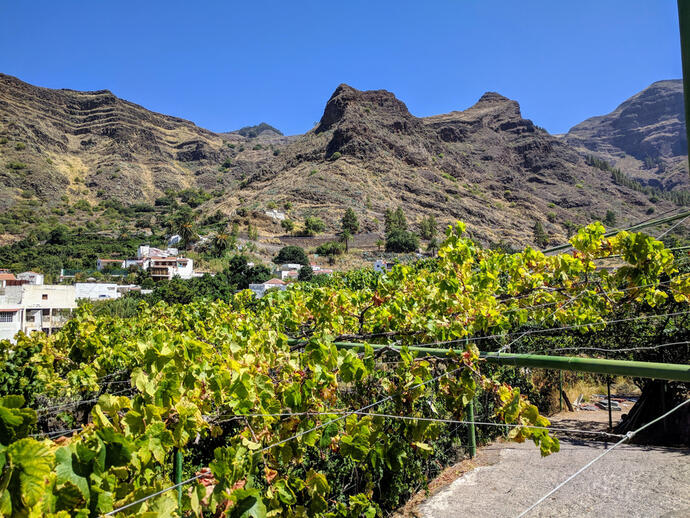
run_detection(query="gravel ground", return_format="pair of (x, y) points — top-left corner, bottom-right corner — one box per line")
(417, 438), (690, 518)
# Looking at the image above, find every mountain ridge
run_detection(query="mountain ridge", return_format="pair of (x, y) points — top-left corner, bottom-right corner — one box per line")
(0, 73), (684, 248)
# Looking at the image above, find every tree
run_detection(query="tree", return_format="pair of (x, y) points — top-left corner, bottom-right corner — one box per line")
(213, 233), (231, 256)
(170, 208), (197, 248)
(427, 237), (439, 256)
(298, 264), (313, 281)
(281, 219), (295, 233)
(247, 222), (258, 241)
(532, 221), (549, 248)
(48, 226), (69, 245)
(303, 216), (325, 236)
(384, 207), (407, 234)
(419, 215), (437, 240)
(385, 229), (419, 253)
(341, 208), (359, 235)
(339, 230), (352, 252)
(376, 238), (384, 252)
(604, 210), (617, 227)
(315, 241), (345, 258)
(274, 245), (309, 266)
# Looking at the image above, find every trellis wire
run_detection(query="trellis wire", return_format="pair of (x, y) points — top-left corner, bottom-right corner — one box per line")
(514, 398), (690, 517)
(103, 364), (469, 515)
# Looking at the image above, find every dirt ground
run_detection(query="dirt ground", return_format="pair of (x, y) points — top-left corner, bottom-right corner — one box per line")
(398, 399), (690, 518)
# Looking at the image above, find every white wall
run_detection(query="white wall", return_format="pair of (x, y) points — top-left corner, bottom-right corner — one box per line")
(75, 283), (121, 301)
(17, 272), (44, 285)
(19, 285), (77, 309)
(0, 310), (21, 342)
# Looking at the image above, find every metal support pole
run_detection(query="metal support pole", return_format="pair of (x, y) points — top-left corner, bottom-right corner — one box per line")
(678, 0), (690, 180)
(606, 376), (613, 430)
(322, 341), (690, 382)
(467, 399), (477, 459)
(559, 371), (563, 412)
(174, 448), (183, 510)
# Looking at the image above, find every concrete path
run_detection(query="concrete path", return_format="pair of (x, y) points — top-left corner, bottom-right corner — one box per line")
(417, 439), (690, 518)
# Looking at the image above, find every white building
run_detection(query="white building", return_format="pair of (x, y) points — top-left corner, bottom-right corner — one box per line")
(373, 260), (394, 273)
(16, 272), (44, 285)
(96, 258), (126, 271)
(0, 284), (78, 342)
(137, 245), (178, 260)
(96, 244), (194, 280)
(249, 278), (287, 298)
(146, 257), (194, 280)
(75, 283), (143, 301)
(0, 271), (16, 288)
(275, 263), (303, 280)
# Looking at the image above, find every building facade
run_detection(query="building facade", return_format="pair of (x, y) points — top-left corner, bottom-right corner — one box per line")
(0, 284), (78, 342)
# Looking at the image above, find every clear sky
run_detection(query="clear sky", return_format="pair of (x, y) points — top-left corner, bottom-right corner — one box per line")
(0, 1), (683, 136)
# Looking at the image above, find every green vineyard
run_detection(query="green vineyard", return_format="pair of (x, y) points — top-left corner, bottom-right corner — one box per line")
(1, 222), (689, 517)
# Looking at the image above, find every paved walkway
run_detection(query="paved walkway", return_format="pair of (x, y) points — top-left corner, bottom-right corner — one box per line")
(417, 438), (690, 518)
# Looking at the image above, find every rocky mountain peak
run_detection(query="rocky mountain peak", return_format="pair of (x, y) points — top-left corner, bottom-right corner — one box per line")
(563, 79), (688, 191)
(316, 84), (414, 133)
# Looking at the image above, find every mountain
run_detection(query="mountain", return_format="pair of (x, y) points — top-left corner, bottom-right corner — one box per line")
(231, 122), (283, 139)
(0, 73), (679, 248)
(564, 80), (689, 192)
(218, 84), (668, 244)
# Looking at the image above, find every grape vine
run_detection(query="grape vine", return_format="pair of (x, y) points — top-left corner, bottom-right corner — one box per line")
(0, 222), (688, 517)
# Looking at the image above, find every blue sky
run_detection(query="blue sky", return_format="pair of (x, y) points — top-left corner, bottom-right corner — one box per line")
(0, 1), (682, 135)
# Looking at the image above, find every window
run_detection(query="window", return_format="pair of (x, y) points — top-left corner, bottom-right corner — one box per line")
(0, 312), (14, 322)
(42, 294), (48, 300)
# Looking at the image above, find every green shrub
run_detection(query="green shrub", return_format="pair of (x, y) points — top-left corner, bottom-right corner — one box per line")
(303, 216), (325, 236)
(532, 221), (549, 248)
(0, 137), (7, 145)
(15, 142), (26, 151)
(274, 245), (309, 265)
(329, 151), (342, 161)
(604, 210), (617, 227)
(281, 219), (295, 233)
(385, 230), (419, 253)
(73, 199), (92, 212)
(6, 161), (26, 170)
(253, 144), (263, 150)
(315, 241), (345, 257)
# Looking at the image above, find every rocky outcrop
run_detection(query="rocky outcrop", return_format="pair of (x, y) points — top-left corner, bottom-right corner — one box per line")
(564, 80), (689, 191)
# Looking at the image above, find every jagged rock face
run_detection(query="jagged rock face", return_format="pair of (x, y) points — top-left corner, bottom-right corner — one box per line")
(566, 80), (686, 160)
(564, 80), (689, 191)
(315, 84), (431, 165)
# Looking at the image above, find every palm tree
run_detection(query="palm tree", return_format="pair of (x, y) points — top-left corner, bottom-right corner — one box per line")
(339, 230), (352, 252)
(177, 220), (197, 249)
(214, 232), (230, 256)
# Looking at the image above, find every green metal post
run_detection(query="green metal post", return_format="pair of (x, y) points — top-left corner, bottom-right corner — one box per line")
(174, 448), (183, 511)
(678, 0), (690, 180)
(321, 341), (690, 382)
(467, 399), (476, 458)
(606, 376), (613, 430)
(559, 371), (563, 412)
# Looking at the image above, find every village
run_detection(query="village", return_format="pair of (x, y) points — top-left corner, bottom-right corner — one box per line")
(0, 242), (382, 342)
